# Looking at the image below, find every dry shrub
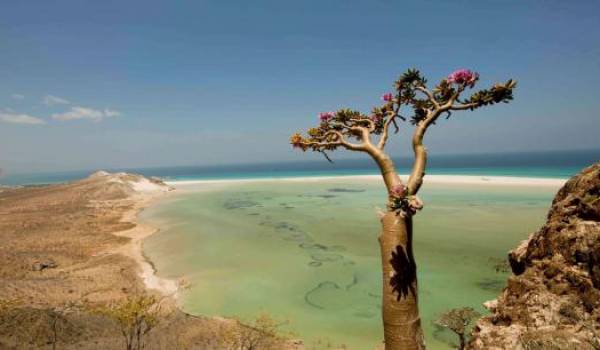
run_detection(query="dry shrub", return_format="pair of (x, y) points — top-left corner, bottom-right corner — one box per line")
(0, 300), (81, 349)
(435, 307), (480, 350)
(89, 294), (163, 350)
(219, 313), (291, 350)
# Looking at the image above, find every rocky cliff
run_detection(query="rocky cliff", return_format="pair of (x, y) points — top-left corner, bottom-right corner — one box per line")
(469, 162), (600, 349)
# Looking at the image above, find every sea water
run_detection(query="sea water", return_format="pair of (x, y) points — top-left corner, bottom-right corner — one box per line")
(141, 178), (558, 349)
(3, 149), (598, 186)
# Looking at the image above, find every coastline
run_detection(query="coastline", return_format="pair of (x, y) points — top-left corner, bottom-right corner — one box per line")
(113, 190), (180, 298)
(132, 173), (566, 300)
(165, 174), (567, 187)
(138, 174), (565, 295)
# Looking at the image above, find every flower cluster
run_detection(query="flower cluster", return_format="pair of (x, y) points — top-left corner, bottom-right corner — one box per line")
(447, 69), (479, 87)
(381, 93), (393, 102)
(388, 184), (423, 216)
(319, 111), (335, 122)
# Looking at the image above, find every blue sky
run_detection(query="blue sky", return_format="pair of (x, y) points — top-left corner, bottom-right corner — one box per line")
(1, 1), (599, 174)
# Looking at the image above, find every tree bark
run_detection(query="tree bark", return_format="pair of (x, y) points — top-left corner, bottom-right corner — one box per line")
(379, 212), (425, 350)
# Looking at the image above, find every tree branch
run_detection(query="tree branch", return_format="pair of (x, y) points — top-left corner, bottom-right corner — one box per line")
(336, 130), (368, 151)
(378, 114), (397, 150)
(406, 108), (441, 195)
(449, 102), (479, 110)
(415, 86), (439, 109)
(299, 130), (367, 152)
(319, 150), (334, 163)
(350, 116), (376, 132)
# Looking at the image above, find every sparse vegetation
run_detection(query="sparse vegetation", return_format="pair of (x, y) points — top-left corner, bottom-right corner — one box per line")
(220, 313), (291, 350)
(434, 307), (480, 350)
(90, 294), (163, 350)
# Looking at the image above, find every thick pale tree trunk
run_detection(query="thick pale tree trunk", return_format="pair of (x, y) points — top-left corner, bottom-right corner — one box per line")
(369, 150), (425, 349)
(379, 212), (424, 350)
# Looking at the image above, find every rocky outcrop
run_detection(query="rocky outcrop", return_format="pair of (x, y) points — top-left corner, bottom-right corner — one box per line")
(469, 162), (600, 349)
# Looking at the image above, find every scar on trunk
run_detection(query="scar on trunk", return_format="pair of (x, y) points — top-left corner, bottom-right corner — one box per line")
(390, 245), (417, 300)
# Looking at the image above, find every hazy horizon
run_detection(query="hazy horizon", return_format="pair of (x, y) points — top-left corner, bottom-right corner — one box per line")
(2, 1), (599, 174)
(3, 149), (598, 186)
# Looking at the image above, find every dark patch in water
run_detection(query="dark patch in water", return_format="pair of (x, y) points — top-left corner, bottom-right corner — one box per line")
(308, 261), (322, 267)
(328, 188), (366, 193)
(283, 231), (312, 243)
(275, 222), (291, 229)
(316, 194), (337, 199)
(311, 253), (343, 262)
(223, 199), (260, 210)
(247, 213), (260, 216)
(299, 243), (328, 250)
(304, 281), (340, 309)
(345, 274), (358, 290)
(477, 278), (505, 291)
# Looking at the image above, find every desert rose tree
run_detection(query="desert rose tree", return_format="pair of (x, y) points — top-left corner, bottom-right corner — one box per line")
(290, 69), (516, 350)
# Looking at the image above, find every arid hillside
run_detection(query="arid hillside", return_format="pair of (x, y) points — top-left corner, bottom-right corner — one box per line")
(469, 162), (600, 349)
(0, 172), (300, 349)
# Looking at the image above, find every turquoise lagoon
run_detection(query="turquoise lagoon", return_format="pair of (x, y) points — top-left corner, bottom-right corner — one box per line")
(140, 178), (560, 349)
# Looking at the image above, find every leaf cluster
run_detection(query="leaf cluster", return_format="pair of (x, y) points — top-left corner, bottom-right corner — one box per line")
(464, 79), (517, 108)
(290, 108), (370, 152)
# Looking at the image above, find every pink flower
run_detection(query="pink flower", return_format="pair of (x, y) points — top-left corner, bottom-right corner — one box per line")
(447, 69), (479, 86)
(370, 114), (382, 123)
(390, 184), (404, 198)
(319, 111), (335, 121)
(381, 93), (393, 102)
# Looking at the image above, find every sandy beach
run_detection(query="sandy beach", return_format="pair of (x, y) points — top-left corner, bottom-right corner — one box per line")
(112, 190), (180, 297)
(166, 174), (567, 188)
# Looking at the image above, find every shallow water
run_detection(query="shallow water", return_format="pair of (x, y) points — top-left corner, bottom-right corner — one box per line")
(141, 179), (557, 349)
